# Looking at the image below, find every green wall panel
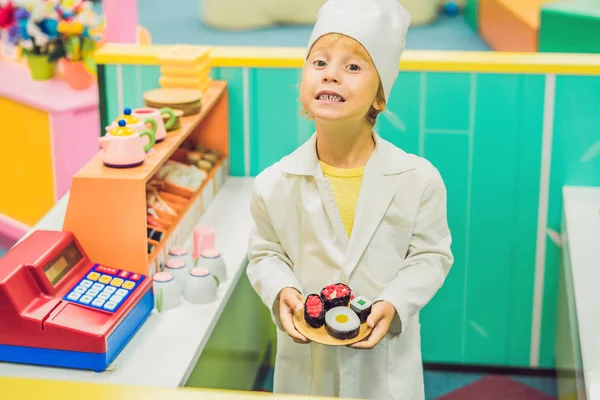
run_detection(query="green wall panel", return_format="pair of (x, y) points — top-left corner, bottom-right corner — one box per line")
(508, 75), (546, 367)
(104, 65), (119, 126)
(139, 65), (162, 99)
(212, 68), (247, 177)
(375, 72), (421, 155)
(465, 0), (479, 32)
(466, 73), (520, 365)
(420, 133), (470, 364)
(249, 68), (305, 176)
(425, 73), (472, 132)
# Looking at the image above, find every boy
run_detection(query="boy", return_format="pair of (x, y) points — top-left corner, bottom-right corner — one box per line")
(247, 0), (453, 398)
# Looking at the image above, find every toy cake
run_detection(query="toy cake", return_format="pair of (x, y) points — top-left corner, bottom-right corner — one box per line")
(325, 306), (361, 340)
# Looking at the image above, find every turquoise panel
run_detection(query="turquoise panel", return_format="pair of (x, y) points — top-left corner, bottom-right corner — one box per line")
(104, 65), (119, 125)
(465, 0), (479, 32)
(139, 65), (161, 95)
(420, 133), (469, 364)
(376, 72), (421, 155)
(424, 73), (472, 132)
(541, 75), (600, 368)
(212, 68), (247, 177)
(249, 68), (304, 176)
(121, 65), (141, 111)
(465, 74), (520, 366)
(508, 75), (546, 367)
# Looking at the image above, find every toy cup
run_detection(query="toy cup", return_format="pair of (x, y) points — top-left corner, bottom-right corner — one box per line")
(152, 271), (180, 311)
(184, 267), (218, 304)
(132, 107), (175, 143)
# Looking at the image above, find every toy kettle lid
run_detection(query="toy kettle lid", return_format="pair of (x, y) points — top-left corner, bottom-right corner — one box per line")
(114, 107), (140, 125)
(109, 119), (136, 136)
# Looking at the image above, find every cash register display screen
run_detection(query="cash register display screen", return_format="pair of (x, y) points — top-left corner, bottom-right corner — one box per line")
(44, 242), (83, 285)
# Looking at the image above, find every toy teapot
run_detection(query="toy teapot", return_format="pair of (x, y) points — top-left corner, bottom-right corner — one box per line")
(99, 119), (156, 168)
(106, 108), (157, 148)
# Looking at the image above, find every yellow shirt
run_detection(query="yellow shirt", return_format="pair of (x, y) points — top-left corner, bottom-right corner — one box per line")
(320, 161), (365, 238)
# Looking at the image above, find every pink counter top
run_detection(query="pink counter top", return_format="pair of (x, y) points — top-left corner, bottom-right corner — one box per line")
(0, 61), (98, 113)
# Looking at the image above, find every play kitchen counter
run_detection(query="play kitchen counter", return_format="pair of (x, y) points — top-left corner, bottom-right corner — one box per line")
(556, 186), (600, 400)
(0, 80), (271, 390)
(0, 177), (257, 388)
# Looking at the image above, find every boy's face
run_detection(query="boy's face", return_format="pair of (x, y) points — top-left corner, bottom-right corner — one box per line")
(301, 35), (382, 124)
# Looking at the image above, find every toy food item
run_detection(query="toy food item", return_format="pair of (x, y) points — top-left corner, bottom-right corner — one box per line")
(325, 306), (360, 340)
(350, 296), (372, 323)
(304, 294), (326, 328)
(197, 159), (213, 171)
(320, 283), (352, 310)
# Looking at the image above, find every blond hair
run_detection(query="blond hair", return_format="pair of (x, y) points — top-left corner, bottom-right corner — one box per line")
(302, 33), (386, 126)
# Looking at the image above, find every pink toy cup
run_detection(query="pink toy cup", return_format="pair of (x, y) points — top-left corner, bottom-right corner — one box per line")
(193, 225), (215, 259)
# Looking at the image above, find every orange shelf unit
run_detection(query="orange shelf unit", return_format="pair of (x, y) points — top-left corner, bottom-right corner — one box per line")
(63, 81), (230, 276)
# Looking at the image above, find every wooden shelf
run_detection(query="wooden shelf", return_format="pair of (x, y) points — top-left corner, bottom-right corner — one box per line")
(76, 81), (228, 181)
(63, 81), (230, 276)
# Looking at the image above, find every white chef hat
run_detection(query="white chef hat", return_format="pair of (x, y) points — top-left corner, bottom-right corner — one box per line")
(305, 0), (411, 102)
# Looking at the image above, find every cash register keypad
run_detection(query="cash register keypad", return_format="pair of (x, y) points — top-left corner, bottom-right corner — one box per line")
(63, 264), (146, 313)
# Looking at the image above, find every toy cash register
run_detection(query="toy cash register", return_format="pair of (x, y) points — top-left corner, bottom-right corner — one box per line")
(0, 230), (153, 372)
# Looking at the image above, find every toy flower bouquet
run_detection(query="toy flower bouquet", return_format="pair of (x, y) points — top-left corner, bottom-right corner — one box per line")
(1, 0), (102, 85)
(56, 0), (103, 89)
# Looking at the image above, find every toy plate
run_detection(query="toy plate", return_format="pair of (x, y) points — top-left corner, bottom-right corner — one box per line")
(293, 306), (373, 346)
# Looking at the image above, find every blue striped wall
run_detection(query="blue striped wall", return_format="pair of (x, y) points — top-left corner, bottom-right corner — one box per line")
(100, 64), (600, 369)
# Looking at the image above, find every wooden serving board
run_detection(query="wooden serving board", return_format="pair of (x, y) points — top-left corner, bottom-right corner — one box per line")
(293, 307), (373, 346)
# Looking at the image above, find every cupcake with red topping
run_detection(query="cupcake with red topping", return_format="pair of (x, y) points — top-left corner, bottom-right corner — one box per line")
(304, 294), (326, 328)
(320, 283), (352, 311)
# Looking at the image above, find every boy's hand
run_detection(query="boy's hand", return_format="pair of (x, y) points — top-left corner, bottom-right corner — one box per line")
(279, 287), (310, 344)
(350, 300), (396, 349)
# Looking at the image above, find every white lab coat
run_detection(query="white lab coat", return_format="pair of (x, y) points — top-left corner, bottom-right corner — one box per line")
(247, 132), (453, 399)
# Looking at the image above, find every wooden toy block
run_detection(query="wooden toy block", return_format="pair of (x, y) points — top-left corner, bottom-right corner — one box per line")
(480, 0), (555, 52)
(540, 0), (600, 53)
(157, 45), (211, 66)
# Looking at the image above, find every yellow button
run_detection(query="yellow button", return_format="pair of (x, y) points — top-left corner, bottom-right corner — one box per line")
(110, 278), (124, 287)
(87, 272), (100, 281)
(99, 275), (112, 284)
(122, 281), (135, 290)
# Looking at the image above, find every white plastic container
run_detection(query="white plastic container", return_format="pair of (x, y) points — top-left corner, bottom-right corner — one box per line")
(197, 249), (227, 284)
(184, 267), (218, 304)
(152, 271), (180, 311)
